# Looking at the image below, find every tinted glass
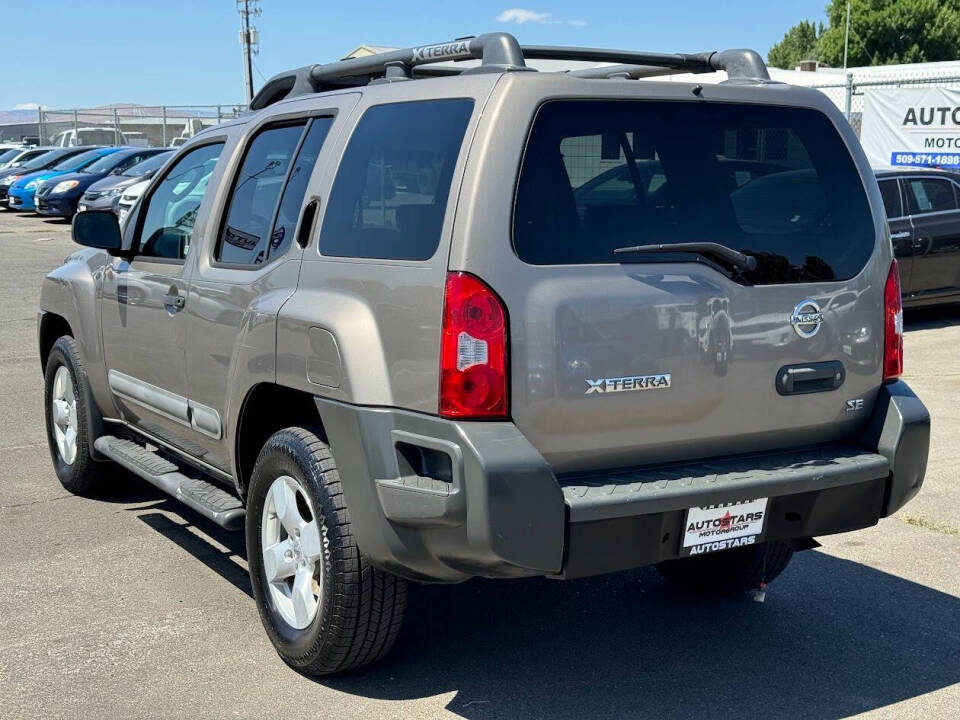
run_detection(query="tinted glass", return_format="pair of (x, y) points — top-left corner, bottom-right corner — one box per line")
(81, 152), (136, 174)
(21, 149), (65, 170)
(217, 123), (305, 265)
(268, 117), (333, 260)
(51, 150), (104, 172)
(0, 149), (20, 165)
(904, 178), (958, 214)
(80, 130), (120, 145)
(878, 179), (902, 218)
(319, 99), (474, 260)
(137, 143), (224, 260)
(125, 151), (173, 177)
(514, 101), (874, 284)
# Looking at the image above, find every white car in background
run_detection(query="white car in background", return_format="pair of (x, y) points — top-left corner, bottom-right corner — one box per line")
(116, 179), (149, 226)
(51, 127), (126, 147)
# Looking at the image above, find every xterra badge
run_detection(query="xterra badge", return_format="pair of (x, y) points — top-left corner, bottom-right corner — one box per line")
(411, 41), (472, 62)
(585, 374), (671, 394)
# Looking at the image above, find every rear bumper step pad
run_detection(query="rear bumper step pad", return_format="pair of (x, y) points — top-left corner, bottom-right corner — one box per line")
(94, 435), (245, 530)
(559, 445), (889, 523)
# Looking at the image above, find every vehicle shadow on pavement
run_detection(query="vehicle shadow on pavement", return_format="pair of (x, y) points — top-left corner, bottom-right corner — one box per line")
(332, 551), (960, 720)
(905, 303), (960, 331)
(133, 506), (252, 598)
(130, 493), (960, 720)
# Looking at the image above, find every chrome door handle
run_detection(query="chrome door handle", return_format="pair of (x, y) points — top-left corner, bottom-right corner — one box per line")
(890, 232), (911, 239)
(162, 293), (185, 310)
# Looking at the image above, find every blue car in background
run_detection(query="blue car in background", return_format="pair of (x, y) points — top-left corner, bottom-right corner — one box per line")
(7, 147), (119, 212)
(35, 146), (167, 219)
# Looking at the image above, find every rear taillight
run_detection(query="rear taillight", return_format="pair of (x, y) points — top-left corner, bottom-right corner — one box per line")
(439, 272), (508, 419)
(883, 259), (903, 382)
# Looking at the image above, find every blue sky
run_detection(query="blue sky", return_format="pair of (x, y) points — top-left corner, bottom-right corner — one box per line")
(4, 1), (828, 110)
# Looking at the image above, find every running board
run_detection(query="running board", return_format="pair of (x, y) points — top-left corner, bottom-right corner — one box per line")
(94, 435), (245, 531)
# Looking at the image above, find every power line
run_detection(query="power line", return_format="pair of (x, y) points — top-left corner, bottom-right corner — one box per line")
(237, 0), (261, 106)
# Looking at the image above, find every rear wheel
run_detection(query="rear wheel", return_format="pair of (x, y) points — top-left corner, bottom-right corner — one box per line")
(246, 427), (407, 675)
(655, 540), (794, 595)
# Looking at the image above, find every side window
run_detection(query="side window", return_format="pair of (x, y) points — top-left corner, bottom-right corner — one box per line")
(905, 178), (958, 215)
(878, 179), (902, 218)
(121, 152), (159, 172)
(267, 117), (333, 260)
(318, 99), (474, 261)
(137, 143), (224, 260)
(216, 123), (305, 265)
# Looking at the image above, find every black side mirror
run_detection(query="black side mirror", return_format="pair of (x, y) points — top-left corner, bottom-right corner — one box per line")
(72, 210), (122, 252)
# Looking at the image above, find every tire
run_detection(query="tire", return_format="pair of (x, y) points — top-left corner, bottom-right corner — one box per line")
(655, 540), (794, 595)
(246, 427), (407, 675)
(43, 335), (103, 495)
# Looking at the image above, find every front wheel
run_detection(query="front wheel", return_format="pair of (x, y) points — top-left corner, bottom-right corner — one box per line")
(246, 427), (407, 675)
(43, 336), (104, 495)
(655, 540), (794, 595)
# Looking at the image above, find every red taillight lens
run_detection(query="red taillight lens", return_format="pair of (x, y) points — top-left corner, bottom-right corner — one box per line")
(883, 259), (903, 382)
(439, 272), (508, 419)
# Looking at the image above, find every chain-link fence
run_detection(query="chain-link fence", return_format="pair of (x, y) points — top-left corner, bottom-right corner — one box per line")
(0, 104), (245, 148)
(809, 72), (960, 136)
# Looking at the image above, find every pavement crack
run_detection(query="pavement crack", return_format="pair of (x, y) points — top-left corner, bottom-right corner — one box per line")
(0, 494), (75, 510)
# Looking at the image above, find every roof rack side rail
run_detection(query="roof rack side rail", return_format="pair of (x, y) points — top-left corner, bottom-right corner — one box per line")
(528, 45), (769, 81)
(250, 32), (527, 110)
(522, 45), (715, 72)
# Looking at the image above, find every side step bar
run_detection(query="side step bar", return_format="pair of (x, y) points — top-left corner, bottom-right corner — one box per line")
(94, 435), (246, 531)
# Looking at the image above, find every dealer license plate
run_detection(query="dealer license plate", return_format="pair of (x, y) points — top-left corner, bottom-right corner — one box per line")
(681, 497), (768, 556)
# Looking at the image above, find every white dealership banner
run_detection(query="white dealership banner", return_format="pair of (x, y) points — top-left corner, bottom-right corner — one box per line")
(861, 86), (960, 169)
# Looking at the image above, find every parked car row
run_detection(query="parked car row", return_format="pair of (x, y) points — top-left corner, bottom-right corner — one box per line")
(0, 144), (173, 219)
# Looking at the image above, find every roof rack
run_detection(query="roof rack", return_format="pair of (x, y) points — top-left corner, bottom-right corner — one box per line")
(250, 33), (769, 110)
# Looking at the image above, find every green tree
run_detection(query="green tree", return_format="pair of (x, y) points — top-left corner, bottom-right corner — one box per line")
(769, 0), (960, 69)
(768, 20), (823, 69)
(819, 0), (960, 66)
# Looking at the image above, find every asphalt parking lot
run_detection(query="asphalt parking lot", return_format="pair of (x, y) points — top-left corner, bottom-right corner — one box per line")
(0, 211), (958, 720)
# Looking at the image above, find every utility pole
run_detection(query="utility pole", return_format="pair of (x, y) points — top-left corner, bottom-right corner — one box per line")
(843, 0), (851, 70)
(238, 0), (261, 106)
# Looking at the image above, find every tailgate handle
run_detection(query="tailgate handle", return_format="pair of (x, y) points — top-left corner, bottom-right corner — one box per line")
(776, 361), (845, 396)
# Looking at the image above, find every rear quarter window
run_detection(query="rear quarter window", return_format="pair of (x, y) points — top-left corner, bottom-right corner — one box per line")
(318, 99), (474, 261)
(513, 100), (875, 284)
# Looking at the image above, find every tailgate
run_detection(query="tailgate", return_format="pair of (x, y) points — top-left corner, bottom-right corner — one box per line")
(503, 97), (884, 473)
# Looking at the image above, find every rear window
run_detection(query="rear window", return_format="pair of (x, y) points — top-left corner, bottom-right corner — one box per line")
(513, 100), (874, 284)
(318, 99), (474, 261)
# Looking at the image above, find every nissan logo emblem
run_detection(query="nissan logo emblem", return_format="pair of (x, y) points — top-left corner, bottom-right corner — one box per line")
(790, 299), (823, 338)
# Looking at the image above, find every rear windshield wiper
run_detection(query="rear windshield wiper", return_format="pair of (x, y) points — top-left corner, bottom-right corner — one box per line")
(613, 242), (757, 272)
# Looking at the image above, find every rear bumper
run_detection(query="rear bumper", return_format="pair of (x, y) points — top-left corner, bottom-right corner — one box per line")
(314, 380), (929, 583)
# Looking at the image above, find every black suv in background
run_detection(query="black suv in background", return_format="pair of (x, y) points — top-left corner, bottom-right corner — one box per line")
(877, 167), (960, 307)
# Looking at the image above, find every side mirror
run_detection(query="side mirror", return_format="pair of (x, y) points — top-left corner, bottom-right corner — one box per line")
(72, 210), (122, 252)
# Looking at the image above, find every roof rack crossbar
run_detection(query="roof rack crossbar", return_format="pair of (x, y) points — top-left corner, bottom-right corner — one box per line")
(251, 32), (527, 110)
